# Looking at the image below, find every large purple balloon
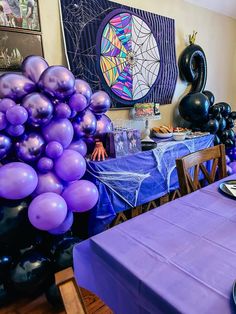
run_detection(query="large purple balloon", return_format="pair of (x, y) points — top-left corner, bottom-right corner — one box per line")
(0, 162), (38, 199)
(48, 210), (73, 235)
(0, 134), (11, 160)
(34, 172), (63, 196)
(0, 74), (35, 102)
(22, 55), (49, 83)
(16, 133), (45, 162)
(28, 192), (67, 231)
(38, 66), (75, 100)
(42, 118), (74, 148)
(62, 180), (99, 212)
(96, 114), (112, 136)
(73, 109), (97, 138)
(6, 106), (28, 125)
(90, 91), (111, 114)
(22, 92), (53, 127)
(68, 93), (88, 113)
(0, 98), (16, 113)
(54, 149), (86, 182)
(68, 139), (87, 157)
(75, 79), (92, 102)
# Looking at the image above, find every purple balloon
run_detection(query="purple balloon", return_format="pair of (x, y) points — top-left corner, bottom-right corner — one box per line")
(0, 98), (16, 113)
(22, 92), (53, 127)
(96, 114), (112, 135)
(0, 112), (7, 130)
(28, 192), (67, 231)
(229, 161), (236, 173)
(62, 180), (99, 212)
(75, 79), (92, 102)
(54, 149), (86, 182)
(0, 134), (11, 160)
(6, 106), (28, 125)
(16, 133), (45, 162)
(226, 155), (231, 164)
(73, 109), (97, 138)
(42, 118), (74, 148)
(34, 172), (63, 196)
(38, 66), (75, 100)
(37, 157), (54, 173)
(0, 74), (35, 102)
(0, 162), (38, 199)
(45, 141), (63, 159)
(68, 93), (88, 113)
(226, 165), (233, 175)
(22, 55), (49, 83)
(6, 124), (25, 137)
(68, 139), (87, 157)
(90, 91), (111, 114)
(48, 210), (73, 235)
(55, 102), (71, 119)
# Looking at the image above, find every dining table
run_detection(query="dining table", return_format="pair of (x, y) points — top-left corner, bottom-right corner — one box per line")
(73, 173), (236, 314)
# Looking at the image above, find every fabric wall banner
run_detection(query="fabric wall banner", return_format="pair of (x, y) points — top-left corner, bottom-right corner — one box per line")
(59, 0), (178, 108)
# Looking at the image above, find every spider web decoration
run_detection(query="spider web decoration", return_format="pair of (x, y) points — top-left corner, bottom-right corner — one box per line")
(60, 0), (178, 108)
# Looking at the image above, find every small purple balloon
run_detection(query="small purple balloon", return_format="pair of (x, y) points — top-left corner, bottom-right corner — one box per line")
(16, 133), (45, 162)
(68, 139), (87, 157)
(0, 162), (38, 199)
(68, 93), (88, 113)
(0, 134), (11, 160)
(6, 105), (28, 125)
(62, 180), (99, 212)
(22, 92), (53, 127)
(48, 210), (73, 235)
(90, 91), (111, 114)
(28, 192), (68, 231)
(75, 79), (92, 102)
(38, 66), (75, 101)
(22, 55), (49, 83)
(34, 172), (63, 196)
(55, 102), (71, 119)
(37, 157), (54, 173)
(0, 112), (7, 130)
(0, 73), (35, 102)
(6, 124), (25, 137)
(45, 141), (63, 159)
(0, 98), (16, 113)
(73, 109), (97, 138)
(42, 118), (74, 148)
(54, 149), (86, 182)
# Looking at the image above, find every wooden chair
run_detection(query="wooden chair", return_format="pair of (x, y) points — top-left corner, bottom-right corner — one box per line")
(175, 144), (227, 196)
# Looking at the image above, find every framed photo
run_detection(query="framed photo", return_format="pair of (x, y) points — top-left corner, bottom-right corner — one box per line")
(0, 0), (40, 31)
(0, 28), (43, 70)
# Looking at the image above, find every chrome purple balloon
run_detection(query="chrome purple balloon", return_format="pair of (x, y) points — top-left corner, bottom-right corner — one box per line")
(45, 141), (63, 159)
(0, 98), (16, 113)
(22, 92), (53, 127)
(48, 210), (73, 235)
(0, 134), (11, 160)
(34, 172), (63, 196)
(73, 109), (97, 138)
(22, 55), (49, 83)
(6, 124), (25, 137)
(0, 74), (35, 102)
(68, 139), (87, 157)
(6, 106), (28, 125)
(55, 102), (71, 119)
(69, 93), (88, 113)
(16, 133), (45, 162)
(37, 157), (54, 173)
(75, 79), (92, 102)
(96, 114), (112, 135)
(90, 91), (111, 114)
(0, 112), (7, 131)
(38, 66), (75, 100)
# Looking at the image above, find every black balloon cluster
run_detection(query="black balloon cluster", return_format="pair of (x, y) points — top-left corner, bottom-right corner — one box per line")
(178, 32), (235, 147)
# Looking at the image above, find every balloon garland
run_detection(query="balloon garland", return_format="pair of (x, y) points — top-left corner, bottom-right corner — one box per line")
(178, 31), (235, 148)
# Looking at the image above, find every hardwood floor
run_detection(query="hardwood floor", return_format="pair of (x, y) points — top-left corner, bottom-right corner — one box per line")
(0, 288), (113, 314)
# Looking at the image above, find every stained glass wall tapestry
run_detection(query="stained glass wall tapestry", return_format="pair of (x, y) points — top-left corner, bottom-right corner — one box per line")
(60, 0), (178, 108)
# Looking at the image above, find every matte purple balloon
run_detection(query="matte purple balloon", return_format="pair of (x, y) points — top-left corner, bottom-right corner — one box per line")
(54, 149), (86, 182)
(0, 162), (38, 199)
(90, 91), (111, 114)
(48, 210), (73, 235)
(96, 114), (112, 135)
(42, 118), (74, 148)
(0, 134), (11, 160)
(0, 73), (35, 102)
(22, 55), (49, 83)
(6, 106), (28, 125)
(0, 112), (7, 130)
(226, 165), (233, 175)
(6, 124), (25, 137)
(55, 102), (71, 119)
(28, 192), (67, 231)
(22, 92), (53, 127)
(68, 139), (87, 157)
(37, 157), (54, 173)
(45, 141), (63, 159)
(229, 161), (236, 173)
(16, 133), (45, 162)
(75, 79), (92, 102)
(68, 93), (88, 113)
(62, 180), (99, 212)
(34, 172), (63, 196)
(38, 66), (75, 100)
(73, 109), (97, 138)
(0, 98), (16, 113)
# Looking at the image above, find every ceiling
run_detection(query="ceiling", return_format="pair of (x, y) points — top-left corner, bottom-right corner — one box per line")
(184, 0), (236, 19)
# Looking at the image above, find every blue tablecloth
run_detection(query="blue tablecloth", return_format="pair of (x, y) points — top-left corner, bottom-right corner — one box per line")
(87, 135), (214, 234)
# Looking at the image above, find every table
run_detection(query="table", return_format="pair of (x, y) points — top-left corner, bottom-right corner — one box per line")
(87, 135), (214, 234)
(74, 174), (236, 314)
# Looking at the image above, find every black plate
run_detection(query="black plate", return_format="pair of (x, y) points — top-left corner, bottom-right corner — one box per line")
(219, 180), (236, 199)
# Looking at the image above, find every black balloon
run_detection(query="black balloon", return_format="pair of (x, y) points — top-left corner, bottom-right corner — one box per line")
(0, 245), (19, 280)
(225, 139), (234, 148)
(218, 117), (227, 132)
(203, 90), (215, 106)
(226, 117), (234, 129)
(219, 129), (230, 142)
(230, 111), (236, 120)
(217, 102), (231, 117)
(228, 129), (235, 141)
(203, 119), (219, 134)
(0, 281), (10, 306)
(214, 113), (222, 120)
(45, 282), (64, 308)
(210, 104), (221, 115)
(214, 135), (221, 145)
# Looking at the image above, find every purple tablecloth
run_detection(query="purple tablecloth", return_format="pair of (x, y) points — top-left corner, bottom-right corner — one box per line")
(74, 174), (236, 314)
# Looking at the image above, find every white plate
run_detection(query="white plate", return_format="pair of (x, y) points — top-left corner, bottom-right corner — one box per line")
(153, 132), (173, 138)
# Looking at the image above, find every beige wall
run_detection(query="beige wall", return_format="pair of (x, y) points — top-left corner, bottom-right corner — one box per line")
(38, 0), (236, 128)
